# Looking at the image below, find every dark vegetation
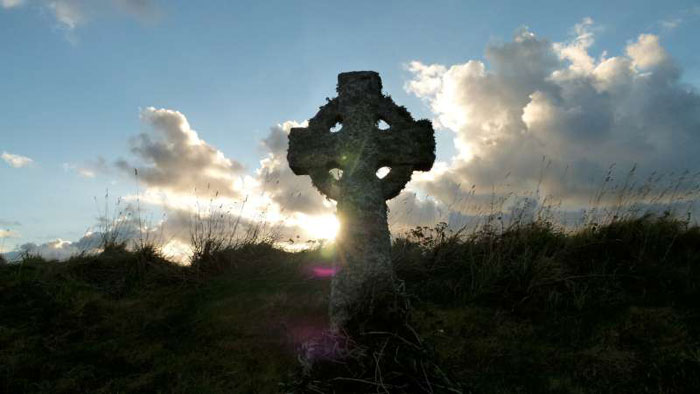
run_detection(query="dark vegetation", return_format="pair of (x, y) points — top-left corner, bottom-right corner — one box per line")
(1, 215), (699, 393)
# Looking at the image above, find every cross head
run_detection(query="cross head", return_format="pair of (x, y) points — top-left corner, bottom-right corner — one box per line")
(288, 71), (435, 202)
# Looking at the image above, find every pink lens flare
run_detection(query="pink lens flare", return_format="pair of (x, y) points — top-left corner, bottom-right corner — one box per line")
(311, 267), (337, 278)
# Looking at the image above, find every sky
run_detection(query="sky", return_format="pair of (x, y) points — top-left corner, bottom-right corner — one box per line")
(2, 0), (700, 260)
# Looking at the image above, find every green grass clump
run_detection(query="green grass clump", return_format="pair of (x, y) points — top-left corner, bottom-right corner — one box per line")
(0, 242), (330, 393)
(1, 216), (699, 393)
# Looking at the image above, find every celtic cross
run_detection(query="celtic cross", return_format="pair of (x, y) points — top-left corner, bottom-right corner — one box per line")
(288, 71), (435, 330)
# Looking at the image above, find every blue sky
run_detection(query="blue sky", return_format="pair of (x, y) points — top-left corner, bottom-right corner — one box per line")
(2, 0), (700, 258)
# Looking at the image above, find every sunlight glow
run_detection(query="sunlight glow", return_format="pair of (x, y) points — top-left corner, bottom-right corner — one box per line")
(161, 239), (191, 265)
(302, 214), (340, 241)
(376, 166), (391, 179)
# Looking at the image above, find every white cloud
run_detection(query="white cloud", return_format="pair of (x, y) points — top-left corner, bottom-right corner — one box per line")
(1, 0), (161, 30)
(63, 157), (110, 178)
(63, 163), (94, 178)
(553, 17), (599, 74)
(626, 34), (670, 70)
(660, 18), (682, 31)
(116, 107), (246, 198)
(13, 238), (87, 261)
(48, 0), (84, 29)
(0, 229), (19, 238)
(1, 0), (24, 9)
(76, 167), (96, 178)
(3, 212), (171, 261)
(2, 151), (34, 168)
(405, 19), (700, 213)
(657, 6), (700, 32)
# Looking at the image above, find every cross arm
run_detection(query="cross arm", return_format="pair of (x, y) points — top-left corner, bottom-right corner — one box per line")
(375, 119), (435, 172)
(287, 99), (342, 176)
(287, 128), (338, 175)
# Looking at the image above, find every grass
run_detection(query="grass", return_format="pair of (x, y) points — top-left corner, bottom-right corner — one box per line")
(1, 215), (699, 393)
(396, 215), (700, 392)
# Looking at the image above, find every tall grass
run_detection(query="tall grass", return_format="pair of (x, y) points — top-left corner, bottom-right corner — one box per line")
(189, 191), (246, 265)
(389, 214), (700, 392)
(94, 189), (131, 252)
(189, 188), (280, 272)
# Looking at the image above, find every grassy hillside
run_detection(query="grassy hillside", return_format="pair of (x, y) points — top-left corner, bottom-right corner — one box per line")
(1, 216), (699, 393)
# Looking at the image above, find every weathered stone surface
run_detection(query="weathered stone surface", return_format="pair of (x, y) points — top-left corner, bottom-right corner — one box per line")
(288, 71), (435, 331)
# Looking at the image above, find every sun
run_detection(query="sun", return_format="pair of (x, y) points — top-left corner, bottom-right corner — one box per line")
(303, 214), (340, 241)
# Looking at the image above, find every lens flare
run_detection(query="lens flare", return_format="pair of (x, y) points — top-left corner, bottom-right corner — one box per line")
(311, 267), (337, 278)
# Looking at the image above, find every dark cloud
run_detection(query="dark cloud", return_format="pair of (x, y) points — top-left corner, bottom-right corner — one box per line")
(388, 191), (444, 230)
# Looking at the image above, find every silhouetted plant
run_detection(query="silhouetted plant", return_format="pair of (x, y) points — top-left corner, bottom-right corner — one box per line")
(189, 189), (279, 273)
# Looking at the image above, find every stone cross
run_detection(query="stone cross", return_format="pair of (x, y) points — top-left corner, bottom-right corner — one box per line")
(288, 71), (435, 330)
